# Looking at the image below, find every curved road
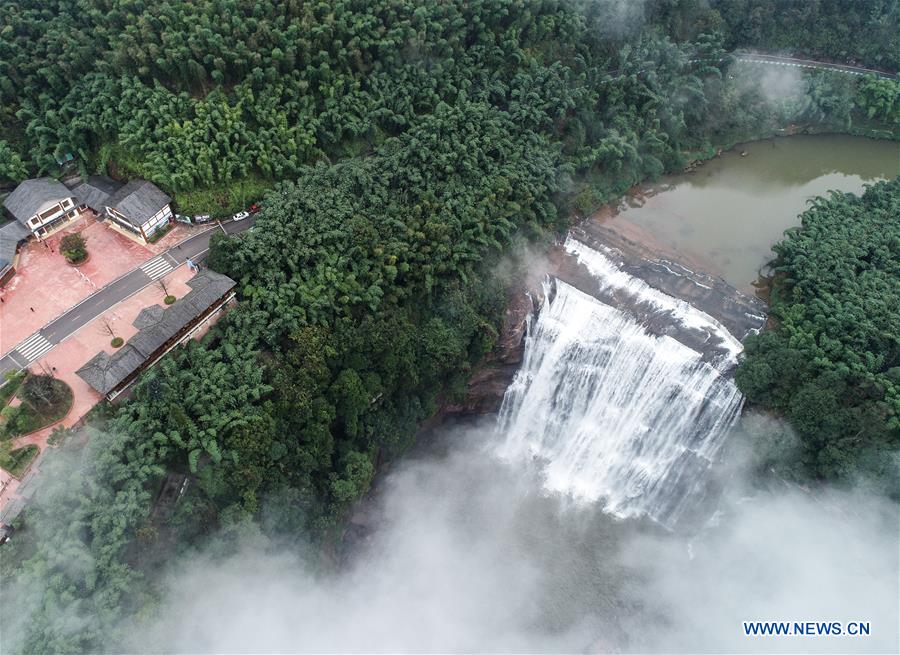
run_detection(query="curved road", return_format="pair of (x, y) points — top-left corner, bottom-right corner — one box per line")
(730, 52), (896, 79)
(0, 218), (253, 380)
(608, 51), (896, 81)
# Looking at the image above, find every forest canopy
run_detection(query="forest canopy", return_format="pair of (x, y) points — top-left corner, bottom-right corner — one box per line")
(711, 0), (900, 70)
(737, 178), (900, 492)
(1, 1), (898, 652)
(0, 0), (896, 214)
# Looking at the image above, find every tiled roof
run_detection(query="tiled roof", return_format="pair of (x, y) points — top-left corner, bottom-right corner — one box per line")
(71, 176), (124, 213)
(0, 221), (30, 274)
(76, 269), (235, 395)
(132, 305), (166, 329)
(3, 178), (73, 224)
(105, 180), (171, 227)
(76, 347), (147, 397)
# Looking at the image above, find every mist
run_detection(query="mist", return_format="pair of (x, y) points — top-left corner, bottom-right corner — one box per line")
(741, 62), (807, 106)
(585, 0), (650, 40)
(122, 422), (898, 654)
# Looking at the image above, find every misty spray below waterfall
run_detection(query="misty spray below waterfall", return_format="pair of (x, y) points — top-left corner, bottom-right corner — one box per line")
(498, 237), (745, 527)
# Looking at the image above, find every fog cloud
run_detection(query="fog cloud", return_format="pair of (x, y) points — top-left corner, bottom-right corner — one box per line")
(624, 488), (899, 653)
(586, 0), (650, 40)
(124, 423), (899, 654)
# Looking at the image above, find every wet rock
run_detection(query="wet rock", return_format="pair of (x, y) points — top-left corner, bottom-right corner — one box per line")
(442, 289), (537, 416)
(414, 214), (767, 431)
(570, 222), (767, 342)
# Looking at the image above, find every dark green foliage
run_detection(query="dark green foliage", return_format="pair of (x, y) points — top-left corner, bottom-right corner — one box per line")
(0, 405), (31, 439)
(216, 101), (560, 337)
(0, 443), (38, 477)
(175, 174), (271, 217)
(0, 370), (26, 408)
(2, 0), (592, 191)
(736, 179), (900, 490)
(1, 425), (167, 653)
(856, 76), (900, 126)
(145, 222), (172, 244)
(710, 0), (900, 70)
(0, 140), (28, 182)
(59, 232), (87, 264)
(2, 0), (893, 209)
(2, 2), (898, 651)
(1, 376), (73, 439)
(18, 375), (68, 410)
(116, 339), (274, 509)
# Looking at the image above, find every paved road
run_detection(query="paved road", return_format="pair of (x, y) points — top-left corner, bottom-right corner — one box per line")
(0, 218), (253, 379)
(609, 51), (896, 82)
(731, 52), (896, 79)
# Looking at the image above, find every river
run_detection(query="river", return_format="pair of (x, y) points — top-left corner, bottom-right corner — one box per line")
(605, 135), (900, 290)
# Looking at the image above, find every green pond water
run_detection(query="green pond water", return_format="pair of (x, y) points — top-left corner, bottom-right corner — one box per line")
(610, 134), (900, 290)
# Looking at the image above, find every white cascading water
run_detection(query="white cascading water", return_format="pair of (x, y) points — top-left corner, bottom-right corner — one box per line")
(497, 238), (745, 528)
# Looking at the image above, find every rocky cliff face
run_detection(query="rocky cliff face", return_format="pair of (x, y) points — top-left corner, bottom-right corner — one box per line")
(570, 220), (767, 342)
(440, 215), (767, 419)
(440, 288), (537, 417)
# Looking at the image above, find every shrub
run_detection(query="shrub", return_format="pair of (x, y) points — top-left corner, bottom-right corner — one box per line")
(0, 376), (75, 439)
(111, 336), (124, 347)
(0, 443), (39, 477)
(60, 232), (87, 263)
(0, 371), (26, 407)
(19, 375), (67, 409)
(0, 404), (42, 439)
(0, 405), (24, 437)
(174, 174), (270, 217)
(146, 222), (172, 243)
(47, 425), (69, 446)
(164, 295), (176, 305)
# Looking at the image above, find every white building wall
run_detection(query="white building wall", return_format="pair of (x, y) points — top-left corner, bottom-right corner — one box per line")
(27, 196), (79, 234)
(105, 207), (141, 234)
(141, 204), (173, 237)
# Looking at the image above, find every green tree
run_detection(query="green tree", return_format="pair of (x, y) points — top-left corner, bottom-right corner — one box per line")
(737, 179), (900, 490)
(0, 140), (27, 181)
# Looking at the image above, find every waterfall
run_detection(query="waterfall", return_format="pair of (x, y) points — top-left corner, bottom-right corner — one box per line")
(497, 240), (745, 528)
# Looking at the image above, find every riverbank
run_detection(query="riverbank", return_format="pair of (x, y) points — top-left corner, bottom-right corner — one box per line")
(340, 132), (898, 544)
(595, 134), (899, 290)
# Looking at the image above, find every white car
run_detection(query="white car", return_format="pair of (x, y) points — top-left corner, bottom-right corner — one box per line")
(232, 210), (250, 221)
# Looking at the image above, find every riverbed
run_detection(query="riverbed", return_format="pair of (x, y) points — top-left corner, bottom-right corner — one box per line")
(602, 135), (900, 290)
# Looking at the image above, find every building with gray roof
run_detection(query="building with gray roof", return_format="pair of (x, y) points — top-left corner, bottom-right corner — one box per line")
(133, 304), (166, 329)
(2, 178), (79, 236)
(0, 221), (31, 284)
(76, 269), (236, 398)
(103, 180), (173, 241)
(71, 175), (124, 214)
